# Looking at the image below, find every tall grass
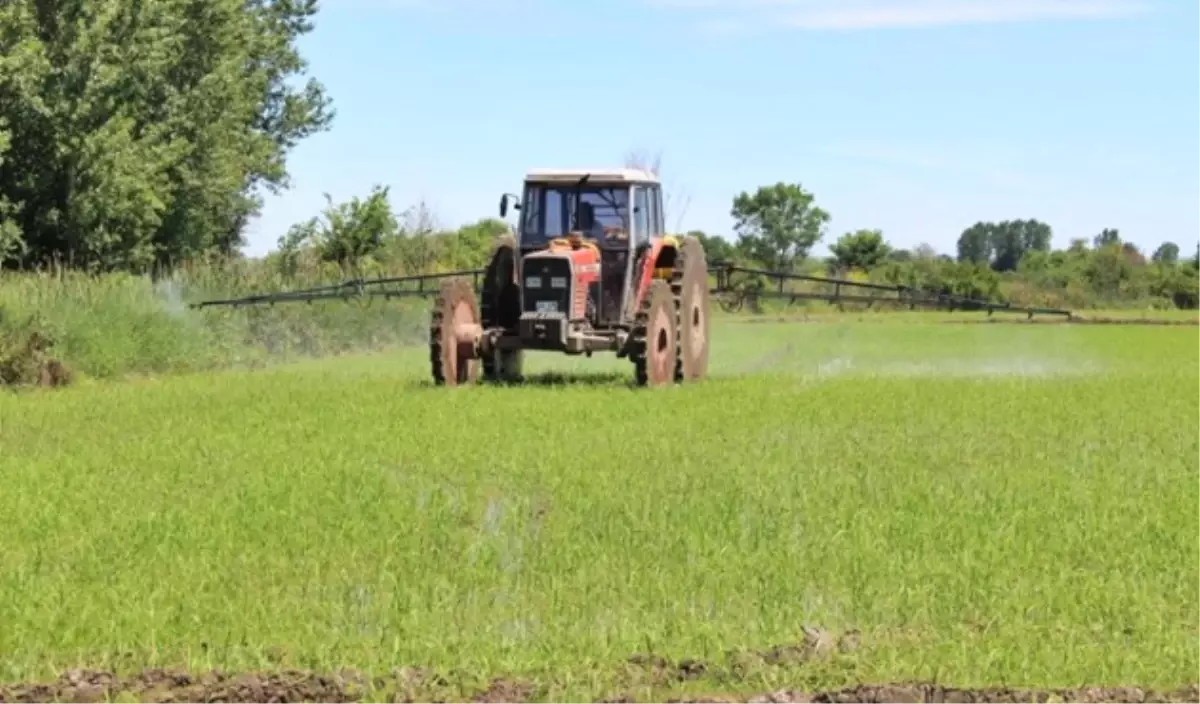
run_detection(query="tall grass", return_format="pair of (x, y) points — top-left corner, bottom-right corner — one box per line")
(0, 261), (432, 382)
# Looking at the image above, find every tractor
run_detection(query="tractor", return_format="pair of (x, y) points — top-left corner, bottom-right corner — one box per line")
(185, 170), (1076, 381)
(429, 168), (711, 387)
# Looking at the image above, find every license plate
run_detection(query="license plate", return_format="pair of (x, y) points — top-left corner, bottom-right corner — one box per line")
(536, 300), (558, 313)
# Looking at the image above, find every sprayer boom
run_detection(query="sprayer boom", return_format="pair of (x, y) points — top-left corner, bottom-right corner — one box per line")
(709, 262), (1073, 319)
(187, 269), (484, 309)
(190, 261), (1071, 321)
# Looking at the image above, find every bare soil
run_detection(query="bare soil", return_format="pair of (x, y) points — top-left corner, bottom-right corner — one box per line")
(0, 668), (1195, 703)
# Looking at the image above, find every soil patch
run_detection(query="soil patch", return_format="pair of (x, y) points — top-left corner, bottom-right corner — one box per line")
(0, 669), (1195, 703)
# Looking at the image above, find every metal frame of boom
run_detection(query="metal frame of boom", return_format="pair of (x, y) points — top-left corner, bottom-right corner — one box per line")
(189, 269), (485, 309)
(708, 262), (1073, 319)
(188, 261), (1073, 320)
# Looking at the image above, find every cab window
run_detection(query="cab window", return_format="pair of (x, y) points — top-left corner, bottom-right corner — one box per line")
(647, 185), (663, 237)
(633, 187), (650, 245)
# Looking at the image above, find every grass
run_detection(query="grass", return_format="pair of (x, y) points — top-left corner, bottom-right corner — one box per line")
(0, 267), (432, 383)
(0, 318), (1197, 701)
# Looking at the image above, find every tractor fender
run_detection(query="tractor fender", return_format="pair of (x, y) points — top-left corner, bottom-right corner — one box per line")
(630, 237), (680, 317)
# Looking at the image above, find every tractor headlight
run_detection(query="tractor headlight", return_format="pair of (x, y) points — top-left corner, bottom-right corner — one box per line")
(550, 276), (567, 289)
(525, 276), (542, 288)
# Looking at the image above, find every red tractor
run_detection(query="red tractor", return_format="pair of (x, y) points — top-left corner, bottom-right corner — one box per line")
(430, 168), (711, 387)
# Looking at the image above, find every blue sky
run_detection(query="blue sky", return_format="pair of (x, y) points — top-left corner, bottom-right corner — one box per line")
(242, 0), (1198, 259)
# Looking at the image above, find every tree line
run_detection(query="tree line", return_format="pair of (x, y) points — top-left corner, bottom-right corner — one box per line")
(1, 1), (1195, 311)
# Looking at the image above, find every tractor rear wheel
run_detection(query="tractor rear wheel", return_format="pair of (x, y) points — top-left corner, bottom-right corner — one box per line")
(671, 236), (710, 382)
(631, 279), (677, 387)
(430, 277), (481, 386)
(480, 235), (524, 382)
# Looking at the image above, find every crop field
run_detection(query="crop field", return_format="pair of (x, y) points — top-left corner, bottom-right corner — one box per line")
(0, 316), (1197, 702)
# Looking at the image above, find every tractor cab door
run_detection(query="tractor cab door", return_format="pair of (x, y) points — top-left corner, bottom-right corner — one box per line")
(597, 186), (649, 326)
(603, 184), (656, 325)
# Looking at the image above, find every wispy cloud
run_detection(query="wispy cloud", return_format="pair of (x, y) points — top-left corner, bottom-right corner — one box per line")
(647, 0), (1151, 31)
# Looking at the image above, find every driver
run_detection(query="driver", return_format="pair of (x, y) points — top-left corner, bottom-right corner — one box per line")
(576, 200), (629, 245)
(575, 201), (603, 239)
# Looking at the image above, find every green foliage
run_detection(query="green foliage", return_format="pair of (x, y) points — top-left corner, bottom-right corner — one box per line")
(829, 229), (891, 272)
(1152, 241), (1180, 265)
(731, 182), (829, 272)
(0, 0), (332, 272)
(687, 230), (737, 263)
(0, 203), (523, 384)
(956, 219), (1052, 271)
(278, 185), (397, 270)
(1094, 228), (1121, 248)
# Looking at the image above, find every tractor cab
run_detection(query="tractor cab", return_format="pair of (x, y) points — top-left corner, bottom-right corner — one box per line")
(499, 168), (665, 327)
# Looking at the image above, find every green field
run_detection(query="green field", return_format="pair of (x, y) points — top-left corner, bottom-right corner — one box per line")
(0, 318), (1197, 701)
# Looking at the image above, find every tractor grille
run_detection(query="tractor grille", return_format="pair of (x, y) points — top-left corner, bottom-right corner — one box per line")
(522, 257), (572, 316)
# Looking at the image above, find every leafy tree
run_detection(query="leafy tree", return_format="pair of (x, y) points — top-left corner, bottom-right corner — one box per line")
(1151, 241), (1180, 265)
(829, 229), (891, 271)
(730, 182), (829, 272)
(688, 230), (737, 263)
(956, 223), (992, 264)
(278, 185), (396, 270)
(1085, 243), (1133, 295)
(1120, 241), (1145, 267)
(444, 218), (509, 270)
(0, 0), (332, 272)
(956, 219), (1051, 271)
(1094, 228), (1121, 248)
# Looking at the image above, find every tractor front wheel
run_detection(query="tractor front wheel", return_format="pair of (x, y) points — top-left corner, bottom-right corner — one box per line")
(430, 277), (482, 386)
(631, 279), (677, 387)
(480, 235), (524, 383)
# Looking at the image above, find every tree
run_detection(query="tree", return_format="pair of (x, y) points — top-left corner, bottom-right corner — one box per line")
(0, 0), (333, 272)
(730, 182), (829, 272)
(687, 231), (737, 263)
(444, 217), (509, 270)
(277, 185), (397, 270)
(955, 219), (1052, 272)
(1151, 241), (1180, 265)
(829, 229), (891, 272)
(1094, 228), (1121, 248)
(956, 223), (992, 265)
(1085, 242), (1133, 295)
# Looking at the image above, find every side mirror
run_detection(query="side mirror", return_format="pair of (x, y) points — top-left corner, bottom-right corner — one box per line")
(499, 193), (521, 218)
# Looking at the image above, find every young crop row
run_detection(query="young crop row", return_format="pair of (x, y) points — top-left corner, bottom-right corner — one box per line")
(0, 322), (1196, 701)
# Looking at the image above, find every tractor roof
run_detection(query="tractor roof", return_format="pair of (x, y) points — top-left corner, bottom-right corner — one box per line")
(524, 168), (660, 185)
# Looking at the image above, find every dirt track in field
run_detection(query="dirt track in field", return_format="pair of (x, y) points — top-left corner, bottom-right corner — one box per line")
(0, 669), (1196, 703)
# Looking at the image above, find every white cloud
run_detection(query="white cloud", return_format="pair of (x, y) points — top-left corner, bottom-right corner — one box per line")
(647, 0), (1150, 30)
